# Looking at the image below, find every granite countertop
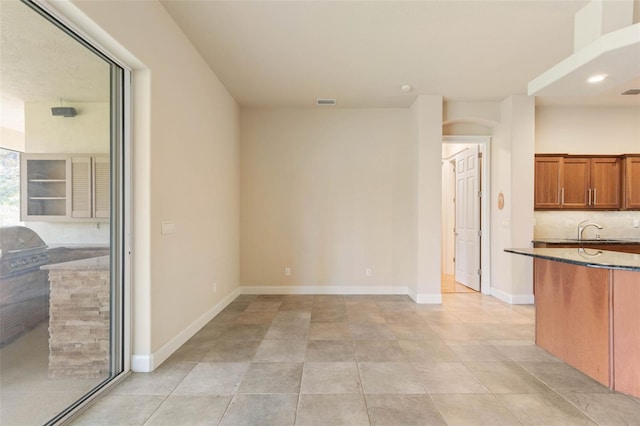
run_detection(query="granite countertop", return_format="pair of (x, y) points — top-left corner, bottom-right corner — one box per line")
(532, 238), (640, 245)
(42, 255), (110, 270)
(505, 248), (640, 272)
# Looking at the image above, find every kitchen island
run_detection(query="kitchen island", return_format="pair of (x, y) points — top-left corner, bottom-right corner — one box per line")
(506, 248), (640, 398)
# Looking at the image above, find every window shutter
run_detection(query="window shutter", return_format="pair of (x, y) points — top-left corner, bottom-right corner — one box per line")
(71, 157), (91, 218)
(93, 156), (110, 218)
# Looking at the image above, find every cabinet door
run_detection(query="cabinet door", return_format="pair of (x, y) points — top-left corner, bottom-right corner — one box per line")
(71, 156), (92, 218)
(591, 157), (621, 209)
(562, 158), (590, 208)
(623, 156), (640, 210)
(21, 155), (71, 221)
(93, 156), (110, 219)
(534, 157), (563, 208)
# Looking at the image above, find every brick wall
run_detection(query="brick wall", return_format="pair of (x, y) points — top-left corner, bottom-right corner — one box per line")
(48, 269), (110, 379)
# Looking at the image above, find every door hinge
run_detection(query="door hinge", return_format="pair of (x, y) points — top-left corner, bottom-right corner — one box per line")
(477, 229), (482, 237)
(478, 190), (482, 198)
(478, 268), (482, 276)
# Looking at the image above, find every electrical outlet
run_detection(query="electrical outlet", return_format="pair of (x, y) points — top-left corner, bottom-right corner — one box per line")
(365, 268), (372, 277)
(285, 267), (291, 276)
(634, 219), (640, 228)
(213, 282), (217, 292)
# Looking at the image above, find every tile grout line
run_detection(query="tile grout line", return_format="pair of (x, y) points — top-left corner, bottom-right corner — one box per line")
(515, 360), (605, 426)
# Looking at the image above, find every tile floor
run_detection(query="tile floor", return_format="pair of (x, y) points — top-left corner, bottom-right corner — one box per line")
(71, 293), (640, 426)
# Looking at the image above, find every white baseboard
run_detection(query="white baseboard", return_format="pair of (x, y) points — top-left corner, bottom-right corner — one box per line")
(407, 287), (443, 304)
(491, 287), (534, 305)
(241, 285), (442, 304)
(240, 285), (409, 296)
(131, 287), (241, 372)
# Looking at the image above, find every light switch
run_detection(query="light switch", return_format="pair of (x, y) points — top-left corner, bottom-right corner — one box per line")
(161, 220), (175, 235)
(634, 219), (640, 228)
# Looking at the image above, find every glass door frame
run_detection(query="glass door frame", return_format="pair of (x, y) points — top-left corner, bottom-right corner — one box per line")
(22, 0), (133, 423)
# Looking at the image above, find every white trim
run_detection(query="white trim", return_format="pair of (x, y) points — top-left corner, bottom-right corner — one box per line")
(131, 354), (153, 373)
(442, 135), (492, 296)
(121, 67), (132, 374)
(491, 287), (535, 305)
(131, 287), (241, 372)
(241, 285), (409, 296)
(407, 287), (443, 304)
(242, 285), (442, 304)
(39, 0), (141, 71)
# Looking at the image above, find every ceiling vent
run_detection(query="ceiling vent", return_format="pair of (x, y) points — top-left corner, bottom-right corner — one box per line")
(620, 89), (640, 95)
(316, 98), (336, 106)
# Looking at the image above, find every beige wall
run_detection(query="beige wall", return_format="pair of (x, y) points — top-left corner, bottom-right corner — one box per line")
(536, 106), (640, 154)
(1, 127), (24, 152)
(241, 108), (409, 291)
(25, 101), (109, 153)
(413, 96), (444, 301)
(490, 96), (535, 303)
(65, 0), (240, 370)
(443, 101), (499, 136)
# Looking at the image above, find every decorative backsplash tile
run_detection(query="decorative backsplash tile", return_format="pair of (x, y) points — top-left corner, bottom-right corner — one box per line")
(534, 211), (640, 239)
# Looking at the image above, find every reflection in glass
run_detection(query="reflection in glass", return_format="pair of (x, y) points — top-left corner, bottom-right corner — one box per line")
(0, 1), (121, 424)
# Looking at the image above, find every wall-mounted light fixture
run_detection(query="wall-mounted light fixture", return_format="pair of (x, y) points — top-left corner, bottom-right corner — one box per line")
(51, 106), (77, 117)
(51, 99), (77, 117)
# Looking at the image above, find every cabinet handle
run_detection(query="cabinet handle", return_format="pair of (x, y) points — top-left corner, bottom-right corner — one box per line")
(561, 188), (564, 205)
(588, 188), (592, 206)
(593, 188), (597, 206)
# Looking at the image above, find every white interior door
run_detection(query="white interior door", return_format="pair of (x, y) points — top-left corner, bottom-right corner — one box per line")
(454, 145), (480, 291)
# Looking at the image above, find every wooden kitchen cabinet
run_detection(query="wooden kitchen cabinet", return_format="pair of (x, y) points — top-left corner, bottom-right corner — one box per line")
(534, 156), (563, 208)
(535, 155), (622, 210)
(21, 154), (109, 222)
(562, 158), (590, 208)
(591, 157), (621, 209)
(622, 154), (640, 210)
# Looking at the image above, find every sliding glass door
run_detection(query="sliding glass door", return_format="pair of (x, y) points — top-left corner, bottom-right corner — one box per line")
(0, 1), (127, 424)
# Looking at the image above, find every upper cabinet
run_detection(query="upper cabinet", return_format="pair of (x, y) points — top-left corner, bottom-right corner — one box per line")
(21, 154), (110, 222)
(534, 156), (563, 208)
(590, 157), (621, 209)
(622, 154), (640, 210)
(535, 154), (626, 211)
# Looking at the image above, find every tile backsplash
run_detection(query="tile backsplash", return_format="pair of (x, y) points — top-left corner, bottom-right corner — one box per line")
(534, 211), (640, 239)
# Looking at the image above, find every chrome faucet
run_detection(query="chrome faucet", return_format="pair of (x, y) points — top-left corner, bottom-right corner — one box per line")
(578, 220), (603, 240)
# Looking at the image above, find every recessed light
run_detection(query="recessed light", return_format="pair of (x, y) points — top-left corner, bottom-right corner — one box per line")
(587, 74), (608, 83)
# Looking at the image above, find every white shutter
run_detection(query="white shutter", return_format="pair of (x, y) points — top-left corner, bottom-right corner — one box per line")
(71, 157), (91, 218)
(93, 156), (110, 219)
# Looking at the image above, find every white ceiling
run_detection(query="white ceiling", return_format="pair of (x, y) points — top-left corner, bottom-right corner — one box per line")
(160, 0), (640, 108)
(1, 0), (637, 109)
(0, 0), (110, 104)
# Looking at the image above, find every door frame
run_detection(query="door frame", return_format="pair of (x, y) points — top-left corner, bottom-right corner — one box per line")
(28, 0), (133, 423)
(443, 135), (491, 296)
